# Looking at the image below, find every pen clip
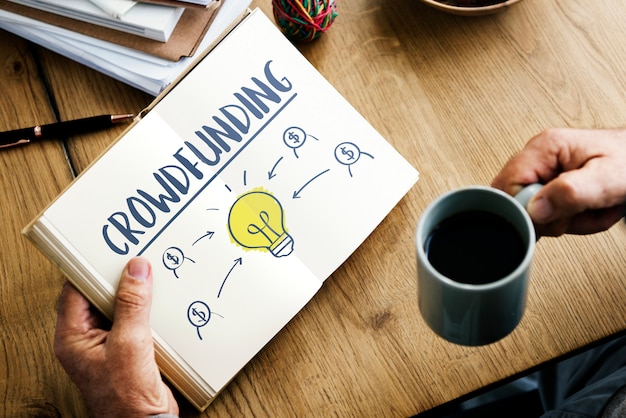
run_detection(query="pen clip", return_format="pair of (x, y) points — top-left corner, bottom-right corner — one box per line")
(0, 138), (30, 149)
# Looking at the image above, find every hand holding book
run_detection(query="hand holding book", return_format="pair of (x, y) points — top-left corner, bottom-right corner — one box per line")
(55, 258), (179, 417)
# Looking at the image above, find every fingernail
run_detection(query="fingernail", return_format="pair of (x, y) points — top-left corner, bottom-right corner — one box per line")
(128, 257), (150, 280)
(528, 196), (553, 222)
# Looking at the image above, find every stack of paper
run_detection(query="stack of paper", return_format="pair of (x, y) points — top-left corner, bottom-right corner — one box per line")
(8, 0), (184, 41)
(0, 0), (252, 95)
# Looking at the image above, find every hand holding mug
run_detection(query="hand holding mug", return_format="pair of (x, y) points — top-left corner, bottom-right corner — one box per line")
(491, 128), (626, 237)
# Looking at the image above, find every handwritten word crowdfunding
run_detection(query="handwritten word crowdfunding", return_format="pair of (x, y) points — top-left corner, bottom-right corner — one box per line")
(102, 60), (294, 255)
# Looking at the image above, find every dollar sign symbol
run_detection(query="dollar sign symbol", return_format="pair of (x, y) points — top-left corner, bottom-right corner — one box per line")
(167, 252), (180, 265)
(341, 146), (355, 161)
(288, 131), (300, 144)
(192, 307), (206, 322)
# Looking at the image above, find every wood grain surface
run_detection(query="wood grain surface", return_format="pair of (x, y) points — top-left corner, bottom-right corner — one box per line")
(1, 0), (625, 416)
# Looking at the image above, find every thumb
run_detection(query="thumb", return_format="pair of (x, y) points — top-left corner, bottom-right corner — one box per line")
(112, 257), (153, 334)
(527, 193), (555, 223)
(526, 170), (595, 224)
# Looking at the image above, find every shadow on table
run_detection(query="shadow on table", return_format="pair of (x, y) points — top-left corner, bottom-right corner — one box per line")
(414, 375), (544, 418)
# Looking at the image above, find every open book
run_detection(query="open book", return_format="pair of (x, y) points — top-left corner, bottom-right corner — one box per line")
(24, 8), (419, 411)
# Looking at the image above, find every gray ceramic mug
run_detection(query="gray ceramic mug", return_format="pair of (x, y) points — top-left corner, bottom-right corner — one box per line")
(416, 184), (541, 346)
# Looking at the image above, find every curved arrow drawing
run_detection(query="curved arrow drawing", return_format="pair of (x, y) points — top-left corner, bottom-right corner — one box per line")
(292, 169), (330, 199)
(268, 156), (284, 180)
(217, 258), (243, 298)
(192, 231), (215, 246)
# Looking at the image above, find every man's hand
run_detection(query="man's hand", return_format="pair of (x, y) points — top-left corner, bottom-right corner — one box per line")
(492, 128), (626, 236)
(54, 257), (179, 417)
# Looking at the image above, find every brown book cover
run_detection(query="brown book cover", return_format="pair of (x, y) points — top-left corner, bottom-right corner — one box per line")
(0, 0), (221, 61)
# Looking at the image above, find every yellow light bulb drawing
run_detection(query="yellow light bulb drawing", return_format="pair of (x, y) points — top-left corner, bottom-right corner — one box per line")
(228, 189), (294, 257)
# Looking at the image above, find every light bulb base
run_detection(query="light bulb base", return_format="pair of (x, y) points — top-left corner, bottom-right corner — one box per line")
(270, 233), (294, 257)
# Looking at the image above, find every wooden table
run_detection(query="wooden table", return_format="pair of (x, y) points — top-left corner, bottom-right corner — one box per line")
(2, 0), (626, 416)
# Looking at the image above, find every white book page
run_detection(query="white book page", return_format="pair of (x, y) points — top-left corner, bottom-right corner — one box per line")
(154, 10), (420, 281)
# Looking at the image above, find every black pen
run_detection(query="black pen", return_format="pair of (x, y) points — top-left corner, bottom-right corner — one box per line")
(0, 114), (134, 149)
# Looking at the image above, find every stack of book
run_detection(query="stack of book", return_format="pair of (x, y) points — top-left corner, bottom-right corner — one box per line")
(0, 0), (252, 95)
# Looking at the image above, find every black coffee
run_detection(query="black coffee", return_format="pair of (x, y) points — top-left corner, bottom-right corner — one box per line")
(424, 210), (526, 285)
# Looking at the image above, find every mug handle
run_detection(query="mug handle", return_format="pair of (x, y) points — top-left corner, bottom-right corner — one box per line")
(514, 183), (543, 209)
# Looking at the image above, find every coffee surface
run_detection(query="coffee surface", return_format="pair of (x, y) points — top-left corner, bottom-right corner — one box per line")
(425, 210), (526, 285)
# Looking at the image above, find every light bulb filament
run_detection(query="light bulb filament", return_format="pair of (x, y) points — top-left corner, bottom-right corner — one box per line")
(246, 211), (280, 244)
